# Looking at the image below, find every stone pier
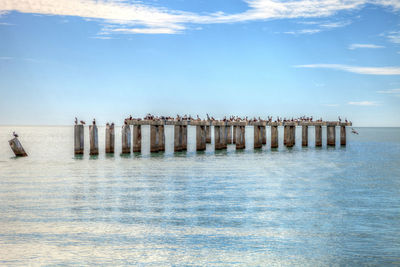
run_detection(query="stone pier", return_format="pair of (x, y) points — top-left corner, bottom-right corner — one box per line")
(233, 126), (237, 144)
(254, 126), (262, 149)
(285, 125), (294, 147)
(340, 125), (346, 146)
(221, 125), (227, 149)
(132, 125), (141, 152)
(214, 125), (222, 150)
(226, 126), (232, 144)
(89, 124), (99, 155)
(206, 125), (211, 143)
(74, 124), (84, 155)
(196, 125), (206, 151)
(283, 125), (288, 145)
(182, 125), (187, 151)
(327, 125), (336, 146)
(236, 126), (246, 150)
(9, 137), (28, 157)
(105, 124), (115, 153)
(315, 125), (322, 147)
(158, 125), (165, 151)
(174, 125), (182, 152)
(150, 125), (159, 153)
(261, 126), (266, 145)
(271, 125), (278, 148)
(302, 125), (308, 147)
(121, 124), (131, 154)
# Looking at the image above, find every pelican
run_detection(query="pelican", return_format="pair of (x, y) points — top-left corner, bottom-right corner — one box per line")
(12, 131), (18, 138)
(80, 120), (86, 125)
(351, 128), (359, 135)
(75, 117), (78, 125)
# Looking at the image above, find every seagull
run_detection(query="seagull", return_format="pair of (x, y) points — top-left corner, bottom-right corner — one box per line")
(351, 128), (359, 135)
(12, 131), (18, 138)
(75, 117), (78, 125)
(80, 120), (86, 125)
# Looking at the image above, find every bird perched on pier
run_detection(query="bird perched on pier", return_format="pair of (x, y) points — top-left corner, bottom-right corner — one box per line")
(338, 116), (342, 122)
(75, 117), (78, 125)
(80, 120), (86, 125)
(12, 131), (18, 138)
(93, 119), (96, 125)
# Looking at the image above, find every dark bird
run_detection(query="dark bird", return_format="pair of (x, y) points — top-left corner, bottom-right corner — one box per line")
(80, 120), (86, 125)
(93, 118), (96, 125)
(75, 117), (78, 125)
(12, 131), (18, 138)
(351, 128), (359, 135)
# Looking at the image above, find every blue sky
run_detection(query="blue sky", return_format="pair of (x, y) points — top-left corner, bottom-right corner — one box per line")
(0, 0), (399, 126)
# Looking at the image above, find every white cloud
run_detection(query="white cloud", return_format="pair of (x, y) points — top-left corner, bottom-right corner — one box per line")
(348, 101), (379, 106)
(376, 88), (400, 93)
(0, 56), (13, 60)
(386, 31), (400, 44)
(348, 43), (385, 50)
(0, 22), (14, 25)
(284, 29), (321, 35)
(324, 104), (340, 107)
(320, 20), (352, 28)
(295, 64), (400, 75)
(0, 0), (399, 34)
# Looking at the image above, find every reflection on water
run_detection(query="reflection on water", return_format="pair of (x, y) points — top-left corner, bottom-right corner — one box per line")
(0, 126), (399, 265)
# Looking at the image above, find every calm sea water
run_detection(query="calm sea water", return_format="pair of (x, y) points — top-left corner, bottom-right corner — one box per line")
(0, 126), (399, 266)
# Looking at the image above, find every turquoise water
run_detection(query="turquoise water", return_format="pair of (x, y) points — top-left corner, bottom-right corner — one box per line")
(0, 126), (399, 266)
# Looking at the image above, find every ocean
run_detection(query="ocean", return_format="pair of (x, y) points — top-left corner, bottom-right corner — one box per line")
(0, 126), (399, 266)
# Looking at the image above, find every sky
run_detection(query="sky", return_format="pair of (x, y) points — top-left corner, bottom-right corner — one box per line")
(0, 0), (400, 126)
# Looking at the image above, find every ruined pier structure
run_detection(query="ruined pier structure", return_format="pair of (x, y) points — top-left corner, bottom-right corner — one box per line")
(74, 120), (351, 155)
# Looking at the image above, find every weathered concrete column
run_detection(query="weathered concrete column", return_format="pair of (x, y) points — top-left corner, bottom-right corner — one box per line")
(241, 126), (246, 149)
(182, 125), (187, 151)
(105, 124), (115, 153)
(196, 125), (206, 151)
(302, 125), (308, 147)
(226, 126), (232, 144)
(254, 126), (262, 149)
(221, 125), (227, 149)
(158, 125), (165, 151)
(235, 126), (243, 150)
(327, 125), (336, 146)
(89, 124), (99, 155)
(150, 125), (159, 153)
(9, 137), (28, 157)
(261, 126), (267, 145)
(206, 125), (211, 143)
(121, 124), (131, 154)
(132, 125), (141, 152)
(214, 125), (221, 150)
(174, 125), (182, 152)
(286, 125), (294, 147)
(233, 126), (237, 144)
(315, 125), (322, 147)
(271, 126), (278, 148)
(284, 125), (288, 145)
(74, 124), (84, 155)
(293, 126), (296, 145)
(340, 125), (346, 146)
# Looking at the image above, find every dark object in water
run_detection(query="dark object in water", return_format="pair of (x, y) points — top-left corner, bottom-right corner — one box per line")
(9, 137), (28, 157)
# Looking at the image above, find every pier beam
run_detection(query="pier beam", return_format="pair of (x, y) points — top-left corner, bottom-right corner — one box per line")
(261, 126), (266, 145)
(121, 124), (131, 154)
(254, 126), (262, 149)
(214, 126), (222, 150)
(340, 125), (346, 146)
(182, 125), (187, 151)
(74, 124), (84, 155)
(132, 125), (141, 153)
(158, 125), (165, 151)
(89, 124), (99, 155)
(174, 125), (182, 152)
(150, 125), (159, 153)
(302, 125), (308, 147)
(271, 126), (278, 148)
(327, 125), (336, 146)
(105, 124), (115, 153)
(315, 125), (322, 147)
(206, 125), (211, 143)
(9, 137), (28, 157)
(196, 125), (206, 151)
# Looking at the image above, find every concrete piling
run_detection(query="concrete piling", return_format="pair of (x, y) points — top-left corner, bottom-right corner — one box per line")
(236, 126), (246, 150)
(196, 125), (206, 151)
(285, 125), (294, 147)
(9, 137), (28, 157)
(132, 125), (141, 153)
(254, 126), (262, 149)
(74, 124), (84, 155)
(284, 126), (288, 145)
(340, 125), (346, 146)
(150, 125), (159, 153)
(233, 126), (237, 144)
(174, 125), (182, 152)
(221, 125), (227, 149)
(327, 125), (336, 146)
(121, 124), (131, 154)
(241, 126), (246, 149)
(206, 125), (211, 143)
(261, 126), (266, 145)
(302, 125), (308, 147)
(158, 125), (165, 151)
(182, 125), (187, 151)
(214, 125), (222, 150)
(315, 125), (322, 147)
(227, 126), (232, 144)
(105, 124), (115, 153)
(293, 126), (296, 145)
(271, 125), (278, 148)
(89, 124), (99, 155)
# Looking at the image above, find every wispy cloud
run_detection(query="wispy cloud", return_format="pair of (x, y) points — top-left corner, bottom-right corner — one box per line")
(284, 29), (321, 35)
(348, 101), (379, 106)
(0, 0), (399, 34)
(320, 20), (352, 29)
(0, 22), (14, 25)
(377, 88), (400, 94)
(386, 31), (400, 44)
(295, 64), (400, 75)
(0, 56), (13, 60)
(324, 104), (339, 107)
(348, 43), (385, 50)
